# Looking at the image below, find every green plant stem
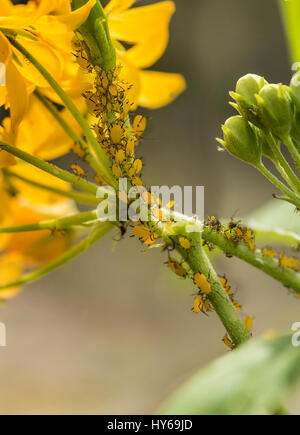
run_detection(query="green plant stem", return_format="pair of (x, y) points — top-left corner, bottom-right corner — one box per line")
(71, 0), (116, 71)
(202, 228), (300, 295)
(257, 162), (300, 208)
(265, 132), (300, 193)
(283, 135), (300, 172)
(155, 222), (251, 347)
(179, 233), (251, 346)
(0, 211), (97, 234)
(0, 141), (98, 195)
(8, 36), (117, 188)
(0, 222), (114, 291)
(5, 170), (100, 206)
(249, 226), (300, 247)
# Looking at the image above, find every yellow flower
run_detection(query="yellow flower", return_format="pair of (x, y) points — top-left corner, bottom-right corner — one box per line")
(0, 253), (23, 300)
(5, 198), (73, 268)
(0, 93), (85, 161)
(105, 0), (186, 109)
(0, 0), (96, 125)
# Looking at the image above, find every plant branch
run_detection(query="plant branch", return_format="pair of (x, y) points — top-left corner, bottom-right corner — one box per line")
(0, 141), (99, 195)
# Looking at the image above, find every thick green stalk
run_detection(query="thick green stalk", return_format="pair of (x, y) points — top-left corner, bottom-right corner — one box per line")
(71, 0), (116, 71)
(0, 222), (114, 291)
(5, 170), (100, 206)
(178, 232), (251, 346)
(8, 37), (117, 188)
(0, 142), (98, 195)
(202, 228), (300, 295)
(0, 211), (97, 234)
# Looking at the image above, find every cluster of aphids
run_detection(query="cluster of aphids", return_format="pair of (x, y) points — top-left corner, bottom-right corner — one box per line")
(71, 36), (147, 187)
(205, 216), (256, 252)
(205, 216), (300, 273)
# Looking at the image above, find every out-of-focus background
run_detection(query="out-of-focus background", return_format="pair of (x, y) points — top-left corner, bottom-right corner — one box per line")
(1, 0), (300, 415)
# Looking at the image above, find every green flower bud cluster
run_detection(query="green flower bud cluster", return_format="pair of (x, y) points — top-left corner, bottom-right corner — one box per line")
(217, 73), (300, 209)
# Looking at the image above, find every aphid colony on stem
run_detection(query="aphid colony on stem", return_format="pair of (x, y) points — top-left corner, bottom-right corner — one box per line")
(72, 35), (147, 187)
(205, 216), (300, 273)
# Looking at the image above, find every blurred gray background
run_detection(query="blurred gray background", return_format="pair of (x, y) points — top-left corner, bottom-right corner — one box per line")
(1, 0), (300, 415)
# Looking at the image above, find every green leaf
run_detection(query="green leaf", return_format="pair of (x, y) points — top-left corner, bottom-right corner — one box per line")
(246, 200), (300, 246)
(279, 0), (300, 63)
(159, 335), (300, 415)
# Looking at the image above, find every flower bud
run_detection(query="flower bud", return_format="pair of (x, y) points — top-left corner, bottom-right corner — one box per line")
(290, 72), (300, 110)
(230, 74), (266, 127)
(255, 84), (293, 140)
(290, 109), (300, 153)
(217, 116), (262, 167)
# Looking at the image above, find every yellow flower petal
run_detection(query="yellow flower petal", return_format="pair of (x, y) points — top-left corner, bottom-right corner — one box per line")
(57, 0), (96, 30)
(108, 1), (175, 44)
(117, 50), (141, 110)
(0, 0), (64, 28)
(6, 61), (29, 132)
(10, 93), (85, 160)
(105, 0), (136, 13)
(139, 70), (186, 109)
(12, 39), (63, 88)
(0, 30), (12, 65)
(10, 162), (72, 205)
(126, 30), (169, 69)
(0, 253), (23, 300)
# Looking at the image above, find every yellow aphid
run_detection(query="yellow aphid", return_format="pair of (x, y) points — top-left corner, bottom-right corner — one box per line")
(115, 149), (125, 165)
(76, 53), (92, 71)
(235, 227), (243, 239)
(109, 84), (118, 96)
(110, 124), (123, 145)
(112, 163), (123, 179)
(194, 273), (212, 295)
(117, 190), (129, 204)
(168, 258), (188, 278)
(279, 254), (299, 272)
(219, 276), (232, 296)
(193, 295), (204, 313)
(153, 208), (165, 221)
(179, 237), (192, 250)
(156, 198), (162, 207)
(128, 159), (143, 177)
(132, 177), (143, 186)
(232, 300), (242, 311)
(125, 138), (136, 157)
(224, 232), (232, 240)
(133, 115), (147, 138)
(142, 191), (155, 205)
(132, 226), (159, 245)
(94, 175), (104, 185)
(222, 335), (235, 350)
(101, 72), (109, 89)
(72, 144), (86, 159)
(71, 164), (86, 177)
(262, 248), (277, 258)
(165, 200), (175, 210)
(204, 299), (212, 313)
(247, 240), (256, 251)
(86, 95), (99, 113)
(244, 315), (254, 332)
